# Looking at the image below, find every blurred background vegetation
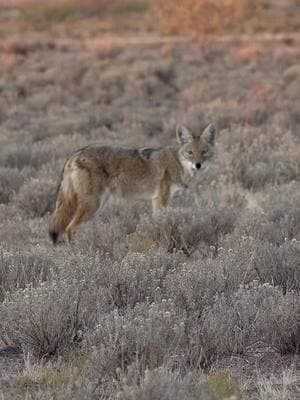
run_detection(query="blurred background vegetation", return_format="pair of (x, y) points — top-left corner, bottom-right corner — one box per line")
(0, 0), (299, 35)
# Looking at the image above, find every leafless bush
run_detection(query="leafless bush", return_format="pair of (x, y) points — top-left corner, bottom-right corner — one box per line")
(0, 167), (24, 204)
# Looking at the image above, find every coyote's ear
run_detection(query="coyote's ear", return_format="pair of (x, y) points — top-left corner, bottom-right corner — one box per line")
(201, 123), (216, 145)
(176, 125), (193, 144)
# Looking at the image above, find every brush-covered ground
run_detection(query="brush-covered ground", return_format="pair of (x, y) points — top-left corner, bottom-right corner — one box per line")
(0, 2), (299, 399)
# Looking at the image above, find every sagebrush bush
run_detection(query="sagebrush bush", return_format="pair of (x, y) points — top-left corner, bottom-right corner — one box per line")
(220, 126), (300, 190)
(0, 142), (51, 170)
(87, 300), (186, 377)
(136, 207), (237, 256)
(75, 201), (149, 255)
(219, 231), (300, 293)
(0, 167), (24, 204)
(0, 275), (98, 358)
(254, 370), (300, 400)
(184, 283), (300, 369)
(165, 258), (233, 318)
(235, 206), (300, 246)
(256, 287), (300, 355)
(251, 240), (300, 293)
(105, 251), (184, 309)
(15, 171), (57, 218)
(0, 250), (53, 304)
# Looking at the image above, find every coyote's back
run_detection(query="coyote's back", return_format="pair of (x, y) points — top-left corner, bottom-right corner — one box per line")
(49, 123), (216, 244)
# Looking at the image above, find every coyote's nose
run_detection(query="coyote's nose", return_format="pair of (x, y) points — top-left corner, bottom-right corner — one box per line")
(195, 163), (202, 170)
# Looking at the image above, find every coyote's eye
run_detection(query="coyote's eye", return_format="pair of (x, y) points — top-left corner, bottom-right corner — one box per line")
(201, 149), (207, 155)
(187, 150), (193, 155)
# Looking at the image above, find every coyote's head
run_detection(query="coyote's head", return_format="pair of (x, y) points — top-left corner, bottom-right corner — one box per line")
(176, 123), (216, 176)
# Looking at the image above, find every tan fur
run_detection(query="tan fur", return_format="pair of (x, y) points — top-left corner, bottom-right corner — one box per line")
(49, 124), (216, 244)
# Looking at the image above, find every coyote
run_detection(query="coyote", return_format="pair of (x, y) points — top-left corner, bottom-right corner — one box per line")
(49, 123), (216, 244)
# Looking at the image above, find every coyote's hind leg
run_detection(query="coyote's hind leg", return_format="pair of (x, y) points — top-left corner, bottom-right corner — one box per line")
(65, 196), (99, 243)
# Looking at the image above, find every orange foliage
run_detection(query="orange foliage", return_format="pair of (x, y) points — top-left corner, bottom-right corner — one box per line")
(0, 53), (20, 71)
(230, 44), (262, 62)
(154, 0), (262, 36)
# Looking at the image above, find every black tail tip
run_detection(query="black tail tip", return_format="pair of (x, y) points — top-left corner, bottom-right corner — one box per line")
(49, 229), (58, 245)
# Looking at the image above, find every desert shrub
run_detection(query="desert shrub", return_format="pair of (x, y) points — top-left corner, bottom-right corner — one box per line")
(87, 282), (299, 375)
(19, 1), (82, 26)
(0, 143), (32, 170)
(0, 218), (35, 249)
(76, 219), (128, 257)
(251, 240), (300, 293)
(165, 259), (234, 319)
(154, 0), (262, 35)
(193, 182), (246, 210)
(136, 207), (237, 256)
(235, 205), (300, 246)
(184, 288), (257, 369)
(0, 271), (100, 358)
(254, 370), (300, 400)
(87, 300), (186, 378)
(102, 252), (183, 310)
(118, 368), (239, 400)
(219, 228), (300, 293)
(0, 250), (54, 303)
(184, 282), (299, 369)
(55, 368), (238, 400)
(15, 169), (57, 218)
(0, 167), (24, 204)
(118, 368), (199, 400)
(238, 83), (280, 126)
(256, 287), (300, 355)
(0, 142), (51, 170)
(262, 182), (300, 211)
(221, 126), (300, 190)
(76, 202), (147, 256)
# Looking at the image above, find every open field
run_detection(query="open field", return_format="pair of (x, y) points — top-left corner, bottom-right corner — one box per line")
(0, 1), (299, 399)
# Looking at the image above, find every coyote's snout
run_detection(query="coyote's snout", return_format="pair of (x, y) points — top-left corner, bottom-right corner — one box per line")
(49, 123), (216, 244)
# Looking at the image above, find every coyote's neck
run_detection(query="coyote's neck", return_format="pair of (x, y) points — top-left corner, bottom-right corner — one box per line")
(164, 147), (194, 185)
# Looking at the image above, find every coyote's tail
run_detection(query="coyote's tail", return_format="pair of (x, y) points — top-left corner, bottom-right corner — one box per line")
(49, 172), (77, 244)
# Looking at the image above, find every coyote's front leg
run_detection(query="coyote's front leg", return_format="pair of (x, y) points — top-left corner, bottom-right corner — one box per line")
(152, 177), (170, 215)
